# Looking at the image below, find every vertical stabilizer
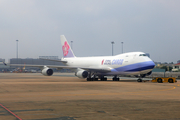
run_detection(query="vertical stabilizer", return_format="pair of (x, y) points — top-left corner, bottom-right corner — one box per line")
(60, 35), (76, 58)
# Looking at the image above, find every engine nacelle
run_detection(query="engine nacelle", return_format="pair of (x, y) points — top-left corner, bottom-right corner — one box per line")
(42, 67), (53, 76)
(75, 70), (88, 79)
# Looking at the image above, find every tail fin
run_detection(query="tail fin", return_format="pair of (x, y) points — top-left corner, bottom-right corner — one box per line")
(60, 35), (76, 58)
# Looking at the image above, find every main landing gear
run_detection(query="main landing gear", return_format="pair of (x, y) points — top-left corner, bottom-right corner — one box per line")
(100, 77), (107, 81)
(86, 76), (107, 81)
(86, 72), (99, 81)
(86, 74), (120, 81)
(112, 76), (119, 81)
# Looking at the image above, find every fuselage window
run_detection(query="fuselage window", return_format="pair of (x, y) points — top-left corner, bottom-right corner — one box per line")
(139, 54), (147, 56)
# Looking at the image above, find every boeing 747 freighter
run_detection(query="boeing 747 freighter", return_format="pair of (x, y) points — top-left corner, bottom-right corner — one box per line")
(5, 35), (155, 82)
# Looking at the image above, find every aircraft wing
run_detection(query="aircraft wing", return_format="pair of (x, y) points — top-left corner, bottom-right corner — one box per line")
(4, 62), (111, 72)
(39, 58), (67, 63)
(47, 65), (111, 72)
(4, 63), (47, 69)
(78, 67), (111, 72)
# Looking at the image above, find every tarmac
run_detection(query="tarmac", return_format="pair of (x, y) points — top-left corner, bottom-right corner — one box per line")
(0, 73), (180, 120)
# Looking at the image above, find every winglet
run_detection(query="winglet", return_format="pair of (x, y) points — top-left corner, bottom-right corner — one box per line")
(60, 35), (76, 58)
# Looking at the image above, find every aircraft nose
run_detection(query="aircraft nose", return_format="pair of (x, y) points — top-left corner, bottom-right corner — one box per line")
(143, 57), (155, 69)
(147, 60), (155, 69)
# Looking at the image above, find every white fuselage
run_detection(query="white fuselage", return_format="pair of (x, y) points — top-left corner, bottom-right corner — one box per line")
(62, 52), (155, 76)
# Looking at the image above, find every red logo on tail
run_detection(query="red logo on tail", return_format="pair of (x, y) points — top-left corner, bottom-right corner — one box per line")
(62, 41), (70, 56)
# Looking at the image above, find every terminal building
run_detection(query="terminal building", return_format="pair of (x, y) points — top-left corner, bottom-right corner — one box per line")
(0, 56), (66, 72)
(0, 58), (9, 72)
(9, 56), (64, 69)
(0, 58), (5, 62)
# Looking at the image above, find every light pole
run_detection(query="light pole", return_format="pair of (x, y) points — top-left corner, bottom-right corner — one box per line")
(111, 41), (114, 56)
(121, 42), (123, 53)
(16, 40), (19, 59)
(71, 41), (73, 50)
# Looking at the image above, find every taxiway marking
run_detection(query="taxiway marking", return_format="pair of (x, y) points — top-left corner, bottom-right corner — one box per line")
(0, 104), (22, 120)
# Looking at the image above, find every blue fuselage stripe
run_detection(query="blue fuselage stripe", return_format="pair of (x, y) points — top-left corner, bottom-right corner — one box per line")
(111, 61), (155, 72)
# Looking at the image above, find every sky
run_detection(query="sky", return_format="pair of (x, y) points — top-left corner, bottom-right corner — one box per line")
(0, 0), (180, 63)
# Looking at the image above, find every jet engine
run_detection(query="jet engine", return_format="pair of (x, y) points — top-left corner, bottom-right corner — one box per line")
(42, 67), (53, 76)
(75, 70), (88, 79)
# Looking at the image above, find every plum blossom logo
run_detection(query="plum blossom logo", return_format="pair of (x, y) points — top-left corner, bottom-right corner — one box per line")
(62, 41), (69, 56)
(101, 59), (104, 65)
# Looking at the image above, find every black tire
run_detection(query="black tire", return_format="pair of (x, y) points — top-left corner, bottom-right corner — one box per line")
(113, 78), (119, 81)
(157, 78), (162, 83)
(87, 78), (94, 81)
(168, 78), (173, 83)
(95, 78), (98, 81)
(87, 78), (90, 81)
(101, 78), (107, 81)
(137, 79), (142, 82)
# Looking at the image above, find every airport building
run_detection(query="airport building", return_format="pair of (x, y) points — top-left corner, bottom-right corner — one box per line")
(0, 58), (9, 72)
(9, 56), (64, 68)
(0, 56), (65, 72)
(0, 56), (72, 72)
(9, 58), (62, 65)
(0, 58), (5, 62)
(177, 60), (180, 64)
(0, 62), (10, 72)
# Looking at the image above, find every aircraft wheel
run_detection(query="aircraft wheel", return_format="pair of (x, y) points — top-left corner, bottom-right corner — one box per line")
(101, 77), (107, 81)
(95, 78), (98, 81)
(101, 78), (104, 81)
(113, 78), (119, 81)
(137, 79), (142, 82)
(101, 78), (107, 81)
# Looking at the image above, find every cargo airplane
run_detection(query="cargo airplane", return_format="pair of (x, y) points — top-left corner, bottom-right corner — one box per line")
(5, 35), (155, 82)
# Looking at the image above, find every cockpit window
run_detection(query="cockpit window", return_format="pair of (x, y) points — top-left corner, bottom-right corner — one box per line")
(139, 54), (147, 56)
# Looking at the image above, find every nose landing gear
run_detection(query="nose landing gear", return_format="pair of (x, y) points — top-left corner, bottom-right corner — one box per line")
(137, 74), (143, 82)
